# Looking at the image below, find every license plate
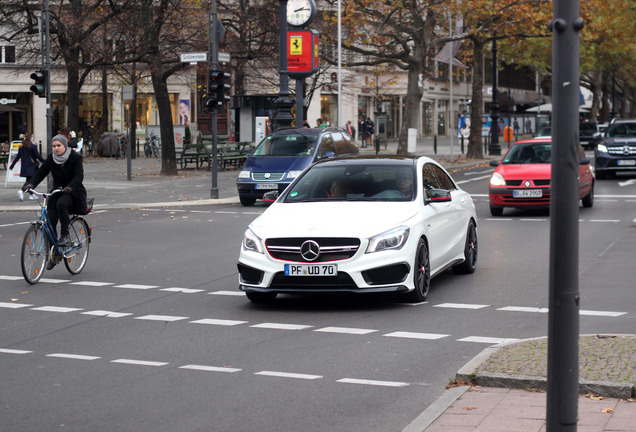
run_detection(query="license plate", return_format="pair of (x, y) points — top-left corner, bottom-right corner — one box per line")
(284, 264), (337, 276)
(617, 160), (636, 166)
(513, 189), (542, 198)
(255, 183), (278, 190)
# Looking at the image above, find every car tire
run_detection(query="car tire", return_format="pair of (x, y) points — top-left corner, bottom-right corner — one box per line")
(452, 220), (478, 274)
(595, 170), (607, 180)
(246, 291), (277, 303)
(240, 195), (256, 206)
(582, 182), (594, 208)
(490, 205), (504, 217)
(405, 238), (430, 303)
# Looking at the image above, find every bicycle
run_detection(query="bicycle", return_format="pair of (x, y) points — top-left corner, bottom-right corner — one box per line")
(21, 188), (93, 285)
(144, 133), (160, 158)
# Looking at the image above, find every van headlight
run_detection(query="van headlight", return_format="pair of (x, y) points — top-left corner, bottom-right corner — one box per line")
(490, 172), (506, 186)
(596, 143), (608, 153)
(242, 228), (264, 254)
(287, 170), (303, 179)
(238, 170), (251, 179)
(367, 226), (410, 253)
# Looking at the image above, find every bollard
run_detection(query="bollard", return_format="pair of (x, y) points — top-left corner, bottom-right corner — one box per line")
(434, 135), (437, 154)
(375, 135), (380, 154)
(461, 136), (465, 154)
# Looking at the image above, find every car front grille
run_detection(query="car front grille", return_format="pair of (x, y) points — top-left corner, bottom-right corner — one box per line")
(607, 145), (636, 156)
(266, 237), (361, 262)
(252, 172), (286, 181)
(506, 179), (550, 186)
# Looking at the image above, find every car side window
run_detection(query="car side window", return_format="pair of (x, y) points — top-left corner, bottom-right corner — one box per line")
(317, 134), (335, 159)
(422, 164), (439, 194)
(430, 164), (456, 190)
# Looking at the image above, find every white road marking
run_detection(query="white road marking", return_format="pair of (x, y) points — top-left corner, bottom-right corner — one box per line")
(519, 219), (548, 222)
(0, 275), (24, 281)
(46, 353), (100, 360)
(434, 303), (490, 310)
(189, 210), (212, 213)
(0, 349), (32, 354)
(209, 291), (245, 296)
(82, 310), (132, 318)
(589, 219), (621, 223)
(135, 315), (189, 322)
(179, 365), (241, 373)
(31, 306), (83, 313)
(111, 359), (168, 367)
(336, 378), (408, 387)
(40, 278), (71, 284)
(70, 281), (114, 286)
(383, 332), (448, 340)
(580, 310), (627, 317)
(251, 323), (313, 330)
(0, 302), (33, 308)
(458, 336), (521, 344)
(114, 284), (159, 290)
(161, 287), (205, 293)
(215, 211), (238, 214)
(314, 327), (377, 335)
(255, 371), (322, 380)
(165, 209), (187, 212)
(456, 175), (492, 184)
(190, 318), (247, 326)
(0, 221), (31, 228)
(498, 306), (549, 313)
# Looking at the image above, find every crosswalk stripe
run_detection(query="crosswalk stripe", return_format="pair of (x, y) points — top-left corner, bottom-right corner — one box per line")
(190, 318), (247, 326)
(255, 371), (322, 380)
(458, 336), (521, 344)
(434, 303), (490, 310)
(251, 323), (313, 330)
(314, 327), (377, 335)
(135, 315), (189, 322)
(383, 331), (448, 340)
(46, 353), (100, 360)
(179, 365), (241, 373)
(336, 378), (408, 387)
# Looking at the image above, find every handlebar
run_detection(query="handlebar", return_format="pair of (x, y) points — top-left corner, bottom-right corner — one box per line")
(26, 188), (64, 199)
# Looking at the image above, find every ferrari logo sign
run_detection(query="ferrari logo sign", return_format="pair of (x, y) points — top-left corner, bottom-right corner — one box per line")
(288, 29), (319, 78)
(290, 36), (303, 56)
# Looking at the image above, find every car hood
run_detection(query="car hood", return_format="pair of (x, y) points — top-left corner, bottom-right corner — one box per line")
(249, 201), (418, 238)
(496, 163), (551, 179)
(604, 137), (636, 146)
(243, 155), (313, 172)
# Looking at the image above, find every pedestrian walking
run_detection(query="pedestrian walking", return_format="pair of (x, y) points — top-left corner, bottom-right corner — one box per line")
(10, 133), (45, 201)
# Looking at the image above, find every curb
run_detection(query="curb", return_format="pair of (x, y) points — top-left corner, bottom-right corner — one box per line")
(455, 336), (636, 399)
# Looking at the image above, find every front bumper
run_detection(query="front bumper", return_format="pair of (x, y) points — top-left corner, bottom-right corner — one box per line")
(236, 181), (292, 200)
(594, 152), (636, 173)
(489, 186), (551, 208)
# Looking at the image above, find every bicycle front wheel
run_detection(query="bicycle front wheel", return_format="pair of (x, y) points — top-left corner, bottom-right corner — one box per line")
(64, 217), (90, 275)
(21, 224), (49, 284)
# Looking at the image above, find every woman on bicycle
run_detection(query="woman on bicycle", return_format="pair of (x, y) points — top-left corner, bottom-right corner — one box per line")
(23, 135), (87, 255)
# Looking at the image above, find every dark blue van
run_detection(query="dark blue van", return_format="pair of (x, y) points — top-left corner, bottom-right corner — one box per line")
(237, 128), (358, 206)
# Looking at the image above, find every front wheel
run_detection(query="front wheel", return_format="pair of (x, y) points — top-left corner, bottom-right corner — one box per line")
(21, 224), (49, 285)
(452, 220), (478, 274)
(405, 238), (430, 303)
(240, 195), (256, 206)
(582, 183), (594, 208)
(490, 205), (504, 217)
(64, 218), (90, 275)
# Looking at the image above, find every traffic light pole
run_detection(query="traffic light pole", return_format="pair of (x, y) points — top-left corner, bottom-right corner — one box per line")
(44, 0), (53, 191)
(208, 3), (219, 199)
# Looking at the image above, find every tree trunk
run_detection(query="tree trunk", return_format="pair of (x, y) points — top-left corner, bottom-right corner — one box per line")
(151, 68), (178, 176)
(397, 64), (424, 155)
(64, 54), (81, 135)
(467, 38), (484, 159)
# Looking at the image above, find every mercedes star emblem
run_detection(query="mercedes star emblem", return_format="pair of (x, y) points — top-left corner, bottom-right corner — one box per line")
(300, 240), (320, 261)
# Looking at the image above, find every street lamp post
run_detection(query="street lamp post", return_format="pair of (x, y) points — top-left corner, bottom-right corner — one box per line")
(272, 0), (295, 131)
(489, 36), (501, 155)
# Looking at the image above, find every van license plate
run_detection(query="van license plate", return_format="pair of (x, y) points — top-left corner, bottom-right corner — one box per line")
(284, 264), (337, 276)
(256, 183), (278, 190)
(617, 160), (636, 166)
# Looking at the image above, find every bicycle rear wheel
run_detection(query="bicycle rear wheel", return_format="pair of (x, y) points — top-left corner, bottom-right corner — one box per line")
(64, 217), (90, 275)
(21, 224), (49, 284)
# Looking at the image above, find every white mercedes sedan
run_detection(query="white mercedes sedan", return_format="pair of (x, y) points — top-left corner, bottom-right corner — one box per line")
(237, 156), (478, 303)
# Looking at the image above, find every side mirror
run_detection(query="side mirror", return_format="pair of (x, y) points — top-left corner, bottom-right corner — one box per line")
(263, 190), (279, 203)
(489, 159), (500, 167)
(426, 188), (452, 204)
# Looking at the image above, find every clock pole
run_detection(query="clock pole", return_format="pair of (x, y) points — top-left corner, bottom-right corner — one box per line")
(273, 0), (295, 131)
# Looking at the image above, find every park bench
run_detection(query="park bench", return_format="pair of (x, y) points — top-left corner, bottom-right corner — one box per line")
(217, 142), (253, 170)
(176, 141), (206, 169)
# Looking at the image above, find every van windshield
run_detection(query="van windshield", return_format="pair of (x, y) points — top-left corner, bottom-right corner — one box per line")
(253, 134), (318, 156)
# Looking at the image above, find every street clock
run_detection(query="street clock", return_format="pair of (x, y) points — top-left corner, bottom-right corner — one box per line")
(287, 0), (317, 28)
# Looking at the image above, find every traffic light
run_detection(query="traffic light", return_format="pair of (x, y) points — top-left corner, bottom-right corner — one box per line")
(30, 70), (48, 98)
(216, 72), (231, 106)
(206, 70), (222, 109)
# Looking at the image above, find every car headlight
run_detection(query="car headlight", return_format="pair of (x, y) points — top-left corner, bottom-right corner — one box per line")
(242, 228), (264, 254)
(596, 143), (608, 153)
(366, 226), (410, 254)
(238, 170), (251, 179)
(489, 172), (506, 186)
(287, 170), (303, 179)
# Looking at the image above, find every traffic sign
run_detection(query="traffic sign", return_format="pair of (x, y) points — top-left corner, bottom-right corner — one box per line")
(180, 52), (207, 63)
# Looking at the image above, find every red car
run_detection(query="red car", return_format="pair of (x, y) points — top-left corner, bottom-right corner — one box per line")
(488, 138), (595, 216)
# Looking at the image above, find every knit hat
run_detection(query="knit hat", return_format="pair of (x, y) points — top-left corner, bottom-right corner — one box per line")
(52, 134), (68, 148)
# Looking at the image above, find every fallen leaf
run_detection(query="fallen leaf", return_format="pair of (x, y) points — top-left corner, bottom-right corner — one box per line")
(10, 298), (19, 302)
(464, 407), (477, 411)
(602, 408), (613, 414)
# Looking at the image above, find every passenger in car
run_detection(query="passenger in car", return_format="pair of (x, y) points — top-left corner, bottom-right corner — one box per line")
(329, 179), (352, 198)
(396, 169), (414, 198)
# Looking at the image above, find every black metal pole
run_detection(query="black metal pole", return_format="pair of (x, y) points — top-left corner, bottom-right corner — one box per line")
(209, 2), (219, 199)
(488, 35), (501, 156)
(272, 0), (294, 131)
(546, 2), (583, 431)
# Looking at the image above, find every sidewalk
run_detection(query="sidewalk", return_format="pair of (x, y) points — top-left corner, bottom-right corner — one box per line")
(2, 138), (635, 431)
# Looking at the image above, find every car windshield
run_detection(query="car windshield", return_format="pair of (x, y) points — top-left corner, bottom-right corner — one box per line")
(252, 134), (318, 156)
(502, 142), (551, 164)
(606, 122), (636, 138)
(284, 164), (416, 202)
(580, 123), (597, 134)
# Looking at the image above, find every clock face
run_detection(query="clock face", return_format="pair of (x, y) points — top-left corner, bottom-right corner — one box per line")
(287, 0), (316, 27)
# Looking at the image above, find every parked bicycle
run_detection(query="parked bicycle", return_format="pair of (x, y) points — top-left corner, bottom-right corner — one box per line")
(21, 188), (93, 285)
(144, 133), (160, 158)
(118, 135), (128, 158)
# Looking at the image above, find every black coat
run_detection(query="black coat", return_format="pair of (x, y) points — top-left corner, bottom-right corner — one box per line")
(9, 145), (44, 178)
(30, 150), (88, 213)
